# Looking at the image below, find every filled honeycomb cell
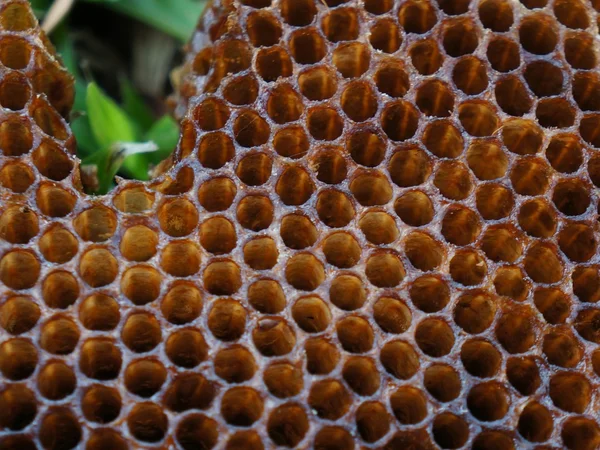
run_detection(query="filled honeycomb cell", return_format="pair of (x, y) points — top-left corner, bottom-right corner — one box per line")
(3, 0), (600, 448)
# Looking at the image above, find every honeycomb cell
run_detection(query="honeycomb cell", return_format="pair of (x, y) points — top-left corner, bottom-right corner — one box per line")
(256, 46), (293, 81)
(31, 97), (68, 140)
(454, 290), (496, 334)
(502, 118), (543, 155)
(410, 274), (450, 312)
(289, 28), (326, 65)
(285, 252), (324, 291)
(39, 408), (82, 450)
(443, 18), (480, 57)
(0, 338), (37, 380)
(163, 373), (215, 412)
(329, 274), (366, 311)
(276, 166), (315, 205)
(562, 417), (600, 450)
(0, 295), (40, 335)
(333, 42), (371, 78)
(467, 382), (509, 421)
(200, 216), (236, 255)
(221, 386), (263, 426)
(565, 31), (596, 69)
(375, 59), (410, 98)
(390, 386), (428, 425)
(416, 79), (454, 117)
(519, 13), (558, 55)
(120, 225), (158, 261)
(365, 251), (405, 287)
(81, 385), (121, 424)
(314, 147), (347, 185)
(337, 316), (374, 353)
(495, 76), (532, 116)
(160, 240), (201, 277)
(496, 309), (537, 353)
(494, 266), (529, 301)
(434, 160), (472, 200)
(398, 0), (437, 34)
(237, 195), (274, 231)
(42, 270), (79, 309)
(395, 190), (434, 226)
(433, 413), (469, 449)
(237, 152), (272, 186)
(122, 312), (161, 352)
(534, 287), (571, 324)
(0, 249), (40, 290)
(309, 379), (351, 420)
(461, 338), (502, 378)
(198, 132), (235, 168)
(226, 431), (264, 450)
(306, 337), (340, 375)
(314, 427), (354, 450)
(121, 266), (161, 305)
(0, 384), (37, 430)
(165, 328), (208, 368)
(176, 414), (218, 450)
(450, 249), (487, 286)
(79, 294), (119, 331)
(264, 362), (303, 398)
(415, 317), (455, 357)
(573, 266), (600, 303)
(441, 205), (481, 246)
(86, 429), (128, 450)
(267, 403), (309, 447)
(0, 161), (34, 193)
(389, 146), (432, 187)
(404, 231), (444, 271)
(247, 10), (282, 47)
(380, 340), (420, 381)
(549, 372), (591, 413)
(506, 356), (541, 395)
(341, 81), (378, 122)
(113, 185), (155, 213)
(381, 100), (420, 142)
(79, 338), (122, 380)
(373, 296), (411, 334)
(370, 18), (401, 53)
(128, 402), (168, 443)
(253, 317), (296, 356)
(223, 74), (259, 106)
(322, 7), (359, 42)
(546, 134), (583, 173)
(479, 0), (514, 31)
(124, 359), (167, 397)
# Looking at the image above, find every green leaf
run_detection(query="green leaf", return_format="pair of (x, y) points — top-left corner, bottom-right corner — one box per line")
(83, 0), (206, 42)
(144, 115), (180, 164)
(120, 78), (154, 132)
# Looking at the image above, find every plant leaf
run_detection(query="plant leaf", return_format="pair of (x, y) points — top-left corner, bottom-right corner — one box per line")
(120, 77), (154, 132)
(144, 115), (180, 164)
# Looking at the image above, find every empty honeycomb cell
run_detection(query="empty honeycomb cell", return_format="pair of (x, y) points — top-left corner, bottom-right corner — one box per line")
(198, 132), (235, 168)
(404, 231), (444, 271)
(364, 0), (392, 14)
(0, 72), (31, 110)
(193, 98), (230, 132)
(280, 214), (317, 250)
(390, 386), (428, 425)
(454, 290), (496, 334)
(536, 98), (576, 128)
(267, 403), (309, 447)
(380, 340), (420, 380)
(264, 362), (303, 398)
(473, 431), (515, 450)
(553, 178), (591, 216)
(434, 160), (473, 200)
(467, 140), (508, 180)
(424, 364), (461, 403)
(449, 249), (487, 286)
(31, 98), (69, 140)
(355, 402), (390, 444)
(79, 338), (122, 380)
(411, 38), (444, 75)
(0, 36), (30, 69)
(524, 242), (564, 283)
(467, 382), (510, 422)
(340, 81), (378, 122)
(41, 271), (79, 309)
(207, 39), (253, 91)
(292, 296), (331, 333)
(410, 274), (450, 313)
(298, 66), (338, 101)
(81, 385), (121, 424)
(329, 274), (366, 311)
(554, 0), (589, 29)
(86, 429), (128, 450)
(0, 338), (37, 380)
(127, 402), (168, 443)
(322, 7), (359, 42)
(565, 32), (596, 69)
(198, 177), (236, 212)
(573, 72), (600, 111)
(160, 240), (201, 277)
(575, 309), (600, 343)
(503, 120), (543, 157)
(558, 222), (596, 263)
(122, 312), (161, 352)
(534, 287), (571, 324)
(0, 205), (38, 244)
(236, 153), (272, 186)
(370, 18), (401, 53)
(365, 251), (405, 287)
(375, 59), (410, 98)
(157, 198), (198, 237)
(0, 296), (39, 335)
(39, 225), (78, 264)
(247, 10), (282, 47)
(113, 185), (155, 213)
(34, 141), (73, 182)
(0, 2), (35, 30)
(244, 236), (278, 270)
(176, 414), (218, 450)
(389, 147), (432, 188)
(415, 317), (455, 357)
(314, 148), (347, 184)
(359, 211), (398, 245)
(523, 61), (564, 99)
(381, 100), (420, 141)
(398, 0), (437, 34)
(494, 266), (529, 301)
(561, 419), (600, 450)
(423, 122), (463, 160)
(347, 130), (385, 169)
(461, 338), (502, 378)
(39, 408), (82, 450)
(120, 225), (158, 261)
(510, 157), (550, 196)
(452, 57), (488, 95)
(289, 28), (326, 65)
(208, 299), (247, 341)
(433, 413), (470, 448)
(204, 260), (242, 295)
(237, 195), (274, 231)
(314, 427), (354, 450)
(307, 107), (344, 141)
(256, 46), (293, 82)
(341, 356), (379, 397)
(481, 226), (523, 263)
(438, 0), (471, 14)
(221, 386), (264, 426)
(495, 309), (536, 353)
(337, 316), (374, 353)
(443, 18), (480, 57)
(332, 42), (371, 78)
(479, 0), (514, 31)
(518, 198), (557, 238)
(266, 84), (303, 125)
(415, 80), (454, 118)
(373, 296), (411, 334)
(79, 293), (119, 331)
(73, 206), (118, 243)
(165, 328), (208, 368)
(163, 372), (216, 412)
(285, 252), (324, 291)
(223, 74), (259, 106)
(316, 189), (355, 229)
(458, 101), (498, 137)
(305, 337), (340, 375)
(323, 232), (361, 269)
(226, 431), (264, 450)
(506, 356), (541, 395)
(199, 217), (237, 255)
(274, 127), (309, 160)
(280, 0), (315, 26)
(573, 266), (600, 303)
(580, 114), (600, 147)
(0, 161), (34, 192)
(549, 372), (591, 413)
(0, 384), (37, 430)
(350, 171), (393, 206)
(543, 328), (582, 368)
(0, 117), (32, 156)
(518, 401), (553, 443)
(520, 13), (559, 55)
(394, 191), (434, 227)
(276, 166), (315, 205)
(253, 317), (296, 356)
(487, 36), (521, 73)
(495, 76), (532, 116)
(546, 133), (583, 173)
(124, 359), (167, 397)
(309, 379), (351, 420)
(121, 266), (162, 305)
(0, 249), (39, 290)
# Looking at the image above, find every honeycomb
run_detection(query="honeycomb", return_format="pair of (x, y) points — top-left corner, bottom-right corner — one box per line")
(2, 0), (600, 448)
